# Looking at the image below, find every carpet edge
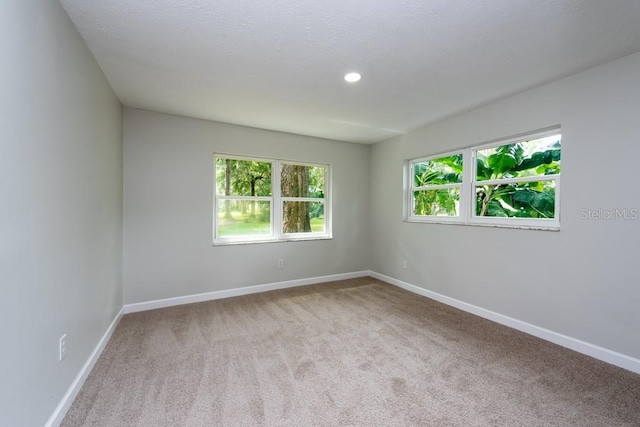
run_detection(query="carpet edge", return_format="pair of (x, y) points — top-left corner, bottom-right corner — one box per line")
(123, 271), (371, 314)
(370, 270), (640, 375)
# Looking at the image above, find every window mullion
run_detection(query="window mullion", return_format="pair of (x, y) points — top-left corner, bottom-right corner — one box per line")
(461, 148), (472, 222)
(217, 196), (272, 201)
(413, 183), (460, 191)
(473, 174), (559, 187)
(281, 197), (325, 202)
(407, 162), (415, 219)
(273, 160), (281, 240)
(555, 175), (561, 222)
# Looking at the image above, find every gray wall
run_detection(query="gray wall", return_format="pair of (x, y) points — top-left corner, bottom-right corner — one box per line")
(370, 52), (640, 360)
(3, 2), (639, 423)
(0, 1), (123, 426)
(123, 109), (370, 304)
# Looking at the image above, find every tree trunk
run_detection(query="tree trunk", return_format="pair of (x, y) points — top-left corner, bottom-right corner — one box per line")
(281, 165), (311, 232)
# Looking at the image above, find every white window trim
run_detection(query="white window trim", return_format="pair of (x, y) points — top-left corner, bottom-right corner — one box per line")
(406, 128), (561, 231)
(407, 149), (467, 223)
(213, 155), (332, 245)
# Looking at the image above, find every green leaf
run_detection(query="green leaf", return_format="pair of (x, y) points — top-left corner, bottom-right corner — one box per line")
(512, 189), (535, 205)
(486, 144), (522, 175)
(437, 154), (464, 174)
(514, 148), (561, 172)
(476, 157), (491, 180)
(486, 201), (508, 217)
(487, 153), (516, 174)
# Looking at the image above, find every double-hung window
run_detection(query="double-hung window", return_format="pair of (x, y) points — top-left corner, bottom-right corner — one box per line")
(280, 163), (327, 237)
(407, 128), (561, 229)
(214, 155), (330, 244)
(409, 152), (465, 221)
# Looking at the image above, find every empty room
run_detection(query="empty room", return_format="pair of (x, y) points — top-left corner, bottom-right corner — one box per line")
(2, 0), (640, 426)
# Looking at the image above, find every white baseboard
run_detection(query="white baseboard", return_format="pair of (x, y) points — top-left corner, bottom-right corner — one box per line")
(370, 271), (640, 375)
(123, 271), (370, 314)
(45, 307), (124, 427)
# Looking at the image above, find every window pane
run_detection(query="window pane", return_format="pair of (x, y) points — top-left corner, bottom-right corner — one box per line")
(413, 154), (463, 187)
(475, 180), (556, 218)
(413, 188), (460, 217)
(217, 200), (271, 237)
(476, 134), (561, 181)
(281, 164), (325, 198)
(215, 158), (272, 196)
(282, 201), (325, 233)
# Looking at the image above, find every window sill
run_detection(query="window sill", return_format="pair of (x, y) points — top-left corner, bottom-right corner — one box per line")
(213, 235), (333, 246)
(404, 219), (560, 232)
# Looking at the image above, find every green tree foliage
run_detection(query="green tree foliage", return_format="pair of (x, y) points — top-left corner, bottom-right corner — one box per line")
(304, 166), (325, 219)
(217, 159), (272, 197)
(476, 138), (560, 218)
(216, 159), (271, 220)
(413, 154), (462, 216)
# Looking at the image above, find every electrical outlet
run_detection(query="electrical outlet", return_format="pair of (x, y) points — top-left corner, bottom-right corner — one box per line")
(402, 260), (408, 270)
(59, 334), (67, 362)
(277, 259), (284, 269)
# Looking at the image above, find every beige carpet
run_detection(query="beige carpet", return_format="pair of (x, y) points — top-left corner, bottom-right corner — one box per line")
(62, 278), (640, 426)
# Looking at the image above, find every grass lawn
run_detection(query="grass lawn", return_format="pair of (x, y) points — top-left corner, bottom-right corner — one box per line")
(218, 211), (324, 237)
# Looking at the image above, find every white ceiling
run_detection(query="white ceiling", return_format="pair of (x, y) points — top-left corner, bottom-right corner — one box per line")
(59, 0), (640, 144)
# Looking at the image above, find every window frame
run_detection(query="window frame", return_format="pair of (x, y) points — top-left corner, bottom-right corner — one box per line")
(213, 154), (331, 245)
(279, 160), (330, 240)
(405, 128), (561, 230)
(407, 149), (469, 223)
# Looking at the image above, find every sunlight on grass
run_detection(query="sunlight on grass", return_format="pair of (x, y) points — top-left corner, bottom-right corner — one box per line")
(218, 212), (270, 237)
(310, 217), (324, 233)
(218, 211), (324, 237)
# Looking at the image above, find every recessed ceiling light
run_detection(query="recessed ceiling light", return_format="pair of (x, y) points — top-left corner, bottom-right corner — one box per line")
(344, 72), (361, 83)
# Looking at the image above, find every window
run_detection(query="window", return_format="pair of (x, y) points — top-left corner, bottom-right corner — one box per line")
(410, 152), (464, 221)
(407, 128), (561, 229)
(214, 155), (330, 244)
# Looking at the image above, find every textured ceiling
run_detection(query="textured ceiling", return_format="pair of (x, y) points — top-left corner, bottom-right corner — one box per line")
(59, 0), (640, 144)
